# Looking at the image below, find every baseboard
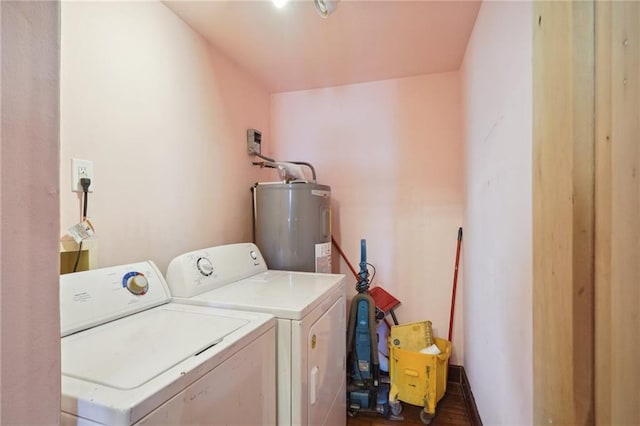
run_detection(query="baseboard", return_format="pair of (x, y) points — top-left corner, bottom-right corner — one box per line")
(448, 365), (482, 426)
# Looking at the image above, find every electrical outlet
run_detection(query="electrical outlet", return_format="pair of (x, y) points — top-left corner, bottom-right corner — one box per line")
(247, 128), (262, 155)
(71, 159), (94, 193)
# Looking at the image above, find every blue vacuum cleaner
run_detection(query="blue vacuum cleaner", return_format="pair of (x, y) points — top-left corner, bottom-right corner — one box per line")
(346, 239), (397, 418)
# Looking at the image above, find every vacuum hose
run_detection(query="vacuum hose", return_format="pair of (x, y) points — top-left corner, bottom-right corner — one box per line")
(356, 239), (370, 293)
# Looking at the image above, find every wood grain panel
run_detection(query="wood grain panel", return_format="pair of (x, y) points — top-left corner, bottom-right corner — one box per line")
(532, 1), (595, 423)
(594, 2), (612, 424)
(595, 2), (640, 423)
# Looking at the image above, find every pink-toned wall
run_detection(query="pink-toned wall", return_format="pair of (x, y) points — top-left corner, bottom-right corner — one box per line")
(461, 1), (533, 423)
(1, 1), (61, 423)
(271, 73), (465, 363)
(60, 1), (271, 273)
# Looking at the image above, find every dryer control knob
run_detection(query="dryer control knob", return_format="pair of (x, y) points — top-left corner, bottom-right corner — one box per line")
(249, 250), (258, 260)
(124, 273), (148, 295)
(197, 257), (214, 276)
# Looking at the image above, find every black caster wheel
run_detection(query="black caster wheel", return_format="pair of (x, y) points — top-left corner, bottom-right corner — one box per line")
(390, 401), (403, 416)
(420, 410), (435, 424)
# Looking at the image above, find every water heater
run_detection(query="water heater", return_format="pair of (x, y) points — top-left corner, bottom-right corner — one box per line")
(252, 182), (331, 272)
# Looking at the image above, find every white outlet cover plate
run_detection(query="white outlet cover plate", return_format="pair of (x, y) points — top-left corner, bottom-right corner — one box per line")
(71, 158), (94, 192)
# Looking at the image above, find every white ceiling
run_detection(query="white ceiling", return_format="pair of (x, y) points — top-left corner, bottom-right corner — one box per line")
(164, 0), (481, 93)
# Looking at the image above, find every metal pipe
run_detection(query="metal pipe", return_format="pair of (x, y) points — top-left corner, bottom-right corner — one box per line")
(252, 153), (317, 182)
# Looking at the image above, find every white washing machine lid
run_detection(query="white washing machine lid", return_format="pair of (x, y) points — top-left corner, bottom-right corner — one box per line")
(62, 304), (247, 389)
(61, 303), (275, 425)
(173, 270), (345, 320)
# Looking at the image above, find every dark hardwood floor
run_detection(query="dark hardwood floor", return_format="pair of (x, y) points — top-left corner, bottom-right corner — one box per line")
(346, 382), (471, 426)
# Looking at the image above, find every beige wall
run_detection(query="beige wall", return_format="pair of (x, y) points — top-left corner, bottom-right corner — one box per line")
(2, 0), (541, 422)
(271, 73), (465, 363)
(461, 1), (533, 423)
(1, 1), (61, 424)
(60, 1), (271, 273)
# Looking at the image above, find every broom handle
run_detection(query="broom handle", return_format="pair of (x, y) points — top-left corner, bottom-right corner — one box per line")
(331, 236), (359, 279)
(448, 227), (463, 342)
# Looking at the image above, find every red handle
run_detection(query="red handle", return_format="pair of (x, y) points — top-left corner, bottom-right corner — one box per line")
(448, 227), (463, 343)
(331, 236), (359, 280)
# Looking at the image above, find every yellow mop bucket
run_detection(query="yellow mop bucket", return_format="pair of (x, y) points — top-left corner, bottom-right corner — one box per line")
(388, 321), (451, 424)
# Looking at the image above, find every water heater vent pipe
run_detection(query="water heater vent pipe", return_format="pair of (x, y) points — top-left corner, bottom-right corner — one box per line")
(252, 151), (317, 183)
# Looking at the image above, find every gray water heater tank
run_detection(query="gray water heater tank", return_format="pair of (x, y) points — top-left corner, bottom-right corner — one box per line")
(252, 182), (331, 273)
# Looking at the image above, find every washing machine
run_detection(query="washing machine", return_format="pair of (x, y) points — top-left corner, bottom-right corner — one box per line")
(166, 243), (346, 426)
(60, 260), (276, 425)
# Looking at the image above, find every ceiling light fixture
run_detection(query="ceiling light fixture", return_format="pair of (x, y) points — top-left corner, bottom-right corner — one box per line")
(272, 0), (289, 9)
(313, 0), (338, 18)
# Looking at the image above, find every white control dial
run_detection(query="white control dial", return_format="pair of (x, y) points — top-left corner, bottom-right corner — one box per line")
(249, 250), (258, 260)
(124, 273), (149, 295)
(197, 257), (214, 276)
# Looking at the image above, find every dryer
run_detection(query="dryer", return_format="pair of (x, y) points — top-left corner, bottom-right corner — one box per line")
(60, 260), (276, 425)
(166, 243), (346, 426)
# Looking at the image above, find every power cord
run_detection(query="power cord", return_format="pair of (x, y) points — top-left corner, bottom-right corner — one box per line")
(72, 178), (91, 272)
(367, 262), (376, 285)
(81, 178), (90, 217)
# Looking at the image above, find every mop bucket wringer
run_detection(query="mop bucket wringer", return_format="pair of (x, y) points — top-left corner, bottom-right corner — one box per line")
(388, 321), (451, 424)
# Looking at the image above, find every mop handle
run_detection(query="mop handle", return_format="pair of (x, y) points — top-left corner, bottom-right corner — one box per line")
(448, 227), (463, 342)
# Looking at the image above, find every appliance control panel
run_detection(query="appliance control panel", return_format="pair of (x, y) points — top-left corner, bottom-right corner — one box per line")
(196, 257), (214, 276)
(60, 261), (170, 336)
(166, 243), (268, 298)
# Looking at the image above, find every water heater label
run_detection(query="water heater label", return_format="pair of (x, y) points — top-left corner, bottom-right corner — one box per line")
(311, 190), (330, 198)
(315, 242), (332, 273)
